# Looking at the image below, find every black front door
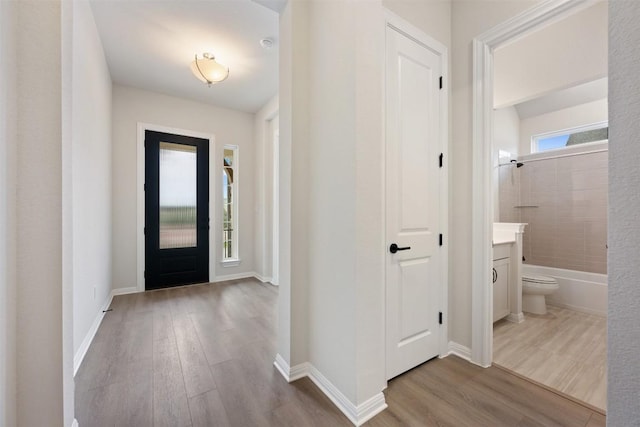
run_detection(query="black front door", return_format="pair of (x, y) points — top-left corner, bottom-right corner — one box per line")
(145, 130), (209, 290)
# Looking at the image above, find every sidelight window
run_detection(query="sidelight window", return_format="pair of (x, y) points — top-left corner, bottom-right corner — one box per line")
(222, 145), (239, 262)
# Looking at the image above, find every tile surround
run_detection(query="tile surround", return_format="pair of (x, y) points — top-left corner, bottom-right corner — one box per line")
(499, 151), (607, 274)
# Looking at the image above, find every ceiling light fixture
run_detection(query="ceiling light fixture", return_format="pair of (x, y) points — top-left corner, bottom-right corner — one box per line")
(260, 38), (274, 50)
(190, 52), (229, 86)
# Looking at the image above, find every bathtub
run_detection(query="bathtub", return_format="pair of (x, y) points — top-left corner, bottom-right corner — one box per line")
(522, 265), (607, 317)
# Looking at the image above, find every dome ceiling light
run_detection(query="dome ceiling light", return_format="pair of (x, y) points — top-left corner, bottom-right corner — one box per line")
(190, 52), (229, 86)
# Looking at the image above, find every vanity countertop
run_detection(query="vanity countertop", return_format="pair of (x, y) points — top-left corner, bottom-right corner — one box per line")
(492, 237), (515, 245)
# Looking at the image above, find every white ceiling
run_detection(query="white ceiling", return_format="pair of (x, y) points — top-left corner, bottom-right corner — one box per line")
(90, 0), (279, 113)
(513, 77), (608, 119)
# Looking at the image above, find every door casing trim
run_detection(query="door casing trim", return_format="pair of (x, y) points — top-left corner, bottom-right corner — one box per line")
(470, 0), (599, 367)
(136, 122), (216, 292)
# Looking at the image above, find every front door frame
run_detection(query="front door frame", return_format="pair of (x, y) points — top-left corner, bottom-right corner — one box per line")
(384, 11), (450, 369)
(136, 123), (216, 292)
(470, 0), (599, 366)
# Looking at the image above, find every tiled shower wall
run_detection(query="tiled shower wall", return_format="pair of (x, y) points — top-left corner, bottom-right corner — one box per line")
(499, 150), (608, 274)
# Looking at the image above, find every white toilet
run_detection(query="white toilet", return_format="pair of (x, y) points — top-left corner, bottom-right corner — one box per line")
(522, 274), (559, 315)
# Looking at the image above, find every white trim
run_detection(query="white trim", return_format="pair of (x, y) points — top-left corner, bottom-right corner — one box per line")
(136, 123), (216, 292)
(272, 129), (280, 286)
(72, 419), (78, 427)
(521, 140), (608, 163)
(307, 365), (387, 426)
(212, 271), (256, 282)
(273, 353), (310, 382)
(506, 312), (525, 324)
(383, 10), (450, 360)
(531, 120), (608, 153)
(273, 355), (388, 426)
(111, 286), (138, 296)
(446, 341), (472, 362)
(254, 273), (273, 284)
(73, 293), (114, 376)
(220, 259), (241, 268)
(471, 0), (599, 367)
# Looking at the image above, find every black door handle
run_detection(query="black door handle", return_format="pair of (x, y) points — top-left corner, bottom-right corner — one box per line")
(390, 243), (411, 254)
(493, 268), (497, 283)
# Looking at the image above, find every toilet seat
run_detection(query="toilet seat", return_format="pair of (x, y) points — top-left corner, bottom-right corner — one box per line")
(522, 274), (559, 294)
(522, 274), (557, 285)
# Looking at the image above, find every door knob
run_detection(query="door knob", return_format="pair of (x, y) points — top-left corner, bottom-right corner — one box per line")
(389, 243), (411, 254)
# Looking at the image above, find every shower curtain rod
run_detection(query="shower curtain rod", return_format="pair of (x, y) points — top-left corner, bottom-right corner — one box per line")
(498, 147), (608, 167)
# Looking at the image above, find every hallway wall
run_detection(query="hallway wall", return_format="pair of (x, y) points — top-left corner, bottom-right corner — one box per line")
(450, 0), (540, 349)
(0, 1), (17, 424)
(111, 85), (255, 290)
(253, 95), (279, 283)
(71, 0), (113, 364)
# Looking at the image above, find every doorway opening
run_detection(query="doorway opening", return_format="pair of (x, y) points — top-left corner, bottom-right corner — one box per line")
(472, 0), (607, 412)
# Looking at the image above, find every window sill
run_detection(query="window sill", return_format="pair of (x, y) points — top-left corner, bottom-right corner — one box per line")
(221, 259), (241, 267)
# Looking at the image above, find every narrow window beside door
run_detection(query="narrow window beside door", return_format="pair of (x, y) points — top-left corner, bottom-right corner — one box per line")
(222, 145), (239, 262)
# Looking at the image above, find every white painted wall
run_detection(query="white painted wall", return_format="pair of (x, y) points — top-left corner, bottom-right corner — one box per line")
(0, 1), (17, 425)
(280, 0), (451, 413)
(451, 0), (539, 349)
(609, 1), (640, 423)
(307, 0), (359, 402)
(111, 85), (255, 290)
(493, 106), (520, 221)
(71, 0), (113, 361)
(494, 1), (607, 108)
(518, 98), (607, 155)
(382, 0), (452, 49)
(253, 95), (278, 283)
(277, 0), (310, 371)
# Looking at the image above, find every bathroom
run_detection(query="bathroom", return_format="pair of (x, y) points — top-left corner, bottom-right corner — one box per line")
(490, 2), (607, 413)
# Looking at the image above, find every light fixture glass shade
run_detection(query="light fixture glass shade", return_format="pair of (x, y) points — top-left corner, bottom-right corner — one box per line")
(190, 53), (229, 86)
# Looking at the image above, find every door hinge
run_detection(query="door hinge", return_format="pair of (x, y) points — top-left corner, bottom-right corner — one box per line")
(439, 153), (444, 168)
(439, 311), (443, 325)
(439, 234), (443, 246)
(439, 76), (443, 90)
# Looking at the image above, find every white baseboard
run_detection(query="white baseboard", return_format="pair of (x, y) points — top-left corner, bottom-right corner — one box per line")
(506, 312), (525, 323)
(254, 273), (273, 284)
(73, 292), (114, 376)
(111, 286), (138, 296)
(213, 271), (258, 282)
(274, 353), (310, 382)
(307, 365), (387, 426)
(274, 354), (387, 426)
(447, 341), (472, 361)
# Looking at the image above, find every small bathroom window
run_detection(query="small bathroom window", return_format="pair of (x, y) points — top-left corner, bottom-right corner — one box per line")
(532, 121), (608, 153)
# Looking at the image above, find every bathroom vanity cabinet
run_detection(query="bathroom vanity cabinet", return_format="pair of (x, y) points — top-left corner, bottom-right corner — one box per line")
(493, 223), (527, 324)
(493, 244), (511, 322)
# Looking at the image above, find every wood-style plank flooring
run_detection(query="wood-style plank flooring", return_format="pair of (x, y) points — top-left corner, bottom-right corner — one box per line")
(76, 279), (605, 426)
(494, 305), (607, 412)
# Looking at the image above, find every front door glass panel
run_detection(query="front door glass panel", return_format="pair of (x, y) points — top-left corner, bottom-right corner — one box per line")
(159, 141), (197, 249)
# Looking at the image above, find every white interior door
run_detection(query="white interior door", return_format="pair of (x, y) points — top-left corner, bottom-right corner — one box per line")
(386, 25), (443, 380)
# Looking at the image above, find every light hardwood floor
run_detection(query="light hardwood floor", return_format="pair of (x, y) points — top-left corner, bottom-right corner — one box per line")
(76, 279), (605, 426)
(494, 305), (607, 412)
